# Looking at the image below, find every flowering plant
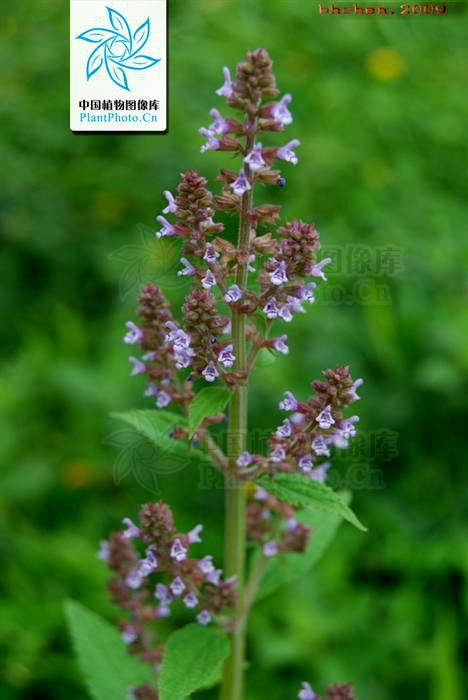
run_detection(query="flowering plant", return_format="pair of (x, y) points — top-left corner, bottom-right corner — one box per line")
(66, 49), (365, 700)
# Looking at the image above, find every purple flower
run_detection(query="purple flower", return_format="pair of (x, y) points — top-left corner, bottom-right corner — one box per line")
(276, 419), (292, 438)
(170, 538), (187, 562)
(263, 540), (279, 557)
(183, 592), (199, 609)
(174, 347), (195, 370)
(316, 405), (335, 429)
(199, 127), (220, 153)
(298, 455), (313, 473)
(348, 378), (364, 401)
(231, 170), (251, 197)
(142, 351), (157, 361)
(279, 391), (299, 411)
(278, 297), (305, 322)
(310, 462), (331, 483)
(139, 549), (158, 576)
(201, 270), (217, 289)
(224, 284), (243, 303)
(203, 243), (220, 263)
(247, 254), (256, 272)
(218, 344), (236, 368)
(156, 390), (172, 408)
(124, 321), (143, 345)
(339, 416), (359, 438)
(155, 583), (171, 604)
(202, 361), (219, 383)
(273, 335), (289, 355)
(97, 540), (109, 561)
(312, 436), (330, 457)
(207, 568), (223, 586)
(162, 190), (177, 214)
(299, 283), (317, 303)
(188, 524), (203, 543)
(298, 682), (316, 700)
(269, 259), (288, 286)
(157, 604), (171, 618)
(128, 356), (146, 376)
(236, 451), (253, 467)
(254, 487), (268, 501)
(126, 569), (143, 589)
(121, 626), (137, 645)
(144, 382), (159, 397)
(177, 257), (196, 277)
(276, 139), (300, 164)
(270, 445), (286, 463)
(196, 610), (212, 626)
(122, 517), (140, 539)
(287, 517), (298, 531)
(244, 143), (265, 172)
(170, 576), (186, 596)
(165, 323), (191, 348)
(310, 257), (332, 281)
(263, 298), (280, 319)
(208, 108), (230, 134)
(155, 215), (176, 238)
(198, 555), (215, 575)
(216, 66), (233, 98)
(272, 94), (293, 127)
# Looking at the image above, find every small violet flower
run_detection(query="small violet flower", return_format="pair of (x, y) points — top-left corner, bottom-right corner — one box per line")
(121, 626), (137, 645)
(170, 538), (187, 562)
(218, 344), (236, 368)
(198, 556), (215, 575)
(270, 445), (286, 463)
(273, 335), (289, 355)
(231, 170), (251, 197)
(216, 66), (233, 98)
(128, 356), (146, 376)
(183, 592), (199, 609)
(263, 298), (280, 319)
(298, 682), (316, 700)
(177, 257), (196, 277)
(155, 215), (176, 239)
(263, 540), (279, 557)
(156, 390), (172, 408)
(348, 378), (364, 401)
(316, 405), (335, 429)
(276, 419), (292, 438)
(299, 283), (317, 303)
(203, 243), (220, 263)
(208, 108), (230, 134)
(201, 270), (217, 289)
(170, 576), (186, 596)
(272, 94), (293, 127)
(269, 259), (288, 286)
(312, 436), (330, 457)
(122, 517), (140, 539)
(310, 462), (331, 483)
(298, 455), (313, 473)
(124, 321), (143, 345)
(224, 284), (243, 303)
(138, 550), (158, 577)
(199, 127), (220, 153)
(97, 540), (109, 561)
(236, 451), (253, 468)
(196, 610), (212, 626)
(162, 190), (177, 214)
(279, 391), (299, 412)
(276, 139), (300, 165)
(244, 143), (265, 172)
(188, 524), (203, 543)
(310, 257), (332, 281)
(202, 361), (219, 382)
(155, 583), (171, 603)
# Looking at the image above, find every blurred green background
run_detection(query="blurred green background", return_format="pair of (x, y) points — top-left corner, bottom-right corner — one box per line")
(1, 0), (467, 698)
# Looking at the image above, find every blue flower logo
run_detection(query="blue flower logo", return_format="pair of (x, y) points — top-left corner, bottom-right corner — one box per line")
(76, 7), (160, 91)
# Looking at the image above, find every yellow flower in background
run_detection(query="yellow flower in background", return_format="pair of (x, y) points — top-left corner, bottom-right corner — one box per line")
(366, 47), (406, 81)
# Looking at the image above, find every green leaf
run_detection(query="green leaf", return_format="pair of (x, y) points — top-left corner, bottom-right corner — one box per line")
(256, 473), (367, 531)
(64, 600), (154, 700)
(188, 387), (232, 438)
(158, 623), (229, 700)
(255, 492), (352, 600)
(112, 409), (208, 463)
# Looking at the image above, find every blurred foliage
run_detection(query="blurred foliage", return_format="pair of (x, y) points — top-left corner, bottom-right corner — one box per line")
(1, 0), (467, 698)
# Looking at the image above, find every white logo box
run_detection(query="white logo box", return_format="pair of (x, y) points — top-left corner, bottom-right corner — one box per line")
(70, 0), (167, 133)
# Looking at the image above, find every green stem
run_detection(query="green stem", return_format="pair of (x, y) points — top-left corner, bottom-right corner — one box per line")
(220, 147), (254, 700)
